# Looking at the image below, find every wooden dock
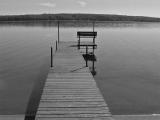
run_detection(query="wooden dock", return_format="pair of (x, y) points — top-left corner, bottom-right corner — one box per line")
(35, 42), (114, 120)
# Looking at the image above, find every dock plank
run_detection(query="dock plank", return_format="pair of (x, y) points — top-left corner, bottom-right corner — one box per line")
(35, 42), (114, 120)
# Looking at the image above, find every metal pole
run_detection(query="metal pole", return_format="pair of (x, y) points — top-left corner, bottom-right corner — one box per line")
(58, 21), (60, 43)
(51, 46), (53, 67)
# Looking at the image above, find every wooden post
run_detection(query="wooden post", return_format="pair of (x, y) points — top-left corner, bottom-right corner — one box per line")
(56, 41), (58, 51)
(51, 46), (53, 67)
(58, 21), (60, 43)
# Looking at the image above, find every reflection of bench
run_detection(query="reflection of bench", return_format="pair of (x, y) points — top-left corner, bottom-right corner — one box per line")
(77, 31), (97, 49)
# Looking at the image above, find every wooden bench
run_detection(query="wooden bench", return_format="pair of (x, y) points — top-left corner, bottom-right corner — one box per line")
(77, 31), (97, 50)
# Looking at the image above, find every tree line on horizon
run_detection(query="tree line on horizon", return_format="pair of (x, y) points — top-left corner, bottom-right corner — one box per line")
(0, 14), (160, 22)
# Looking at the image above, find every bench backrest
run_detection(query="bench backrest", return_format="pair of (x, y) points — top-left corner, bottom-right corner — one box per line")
(77, 31), (97, 38)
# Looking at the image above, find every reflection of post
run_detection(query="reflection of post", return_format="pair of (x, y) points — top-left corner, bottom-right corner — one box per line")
(58, 21), (60, 43)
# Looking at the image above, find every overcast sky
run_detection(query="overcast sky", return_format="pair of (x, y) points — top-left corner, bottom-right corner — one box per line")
(0, 0), (160, 17)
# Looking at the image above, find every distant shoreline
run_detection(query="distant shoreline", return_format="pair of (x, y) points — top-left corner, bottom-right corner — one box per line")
(0, 20), (160, 23)
(0, 13), (160, 22)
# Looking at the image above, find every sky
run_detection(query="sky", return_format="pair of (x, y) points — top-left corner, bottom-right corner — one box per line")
(0, 0), (160, 17)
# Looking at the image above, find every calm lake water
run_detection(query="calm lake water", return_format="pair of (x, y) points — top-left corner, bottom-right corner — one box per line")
(1, 21), (160, 116)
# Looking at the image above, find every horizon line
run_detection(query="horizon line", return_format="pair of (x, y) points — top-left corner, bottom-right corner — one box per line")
(0, 13), (160, 19)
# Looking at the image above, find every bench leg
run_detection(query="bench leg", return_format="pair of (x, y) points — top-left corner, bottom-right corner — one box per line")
(93, 37), (95, 44)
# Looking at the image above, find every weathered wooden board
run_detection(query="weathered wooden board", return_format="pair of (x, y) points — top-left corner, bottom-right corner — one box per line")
(36, 42), (114, 120)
